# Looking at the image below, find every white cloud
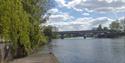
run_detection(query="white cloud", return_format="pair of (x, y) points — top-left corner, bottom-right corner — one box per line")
(98, 0), (113, 3)
(46, 8), (75, 24)
(55, 0), (85, 9)
(55, 0), (67, 7)
(55, 0), (125, 13)
(66, 0), (82, 8)
(82, 13), (90, 16)
(115, 6), (125, 12)
(90, 17), (114, 27)
(119, 16), (125, 20)
(48, 16), (114, 31)
(48, 13), (74, 23)
(59, 25), (76, 31)
(48, 8), (59, 13)
(45, 0), (125, 31)
(73, 8), (83, 12)
(98, 0), (125, 3)
(70, 17), (92, 25)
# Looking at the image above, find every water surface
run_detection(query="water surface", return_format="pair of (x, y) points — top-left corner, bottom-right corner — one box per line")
(51, 37), (125, 63)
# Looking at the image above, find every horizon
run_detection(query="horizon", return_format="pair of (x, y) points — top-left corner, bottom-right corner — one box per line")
(45, 0), (125, 31)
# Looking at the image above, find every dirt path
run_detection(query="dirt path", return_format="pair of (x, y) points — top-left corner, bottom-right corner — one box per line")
(9, 46), (59, 63)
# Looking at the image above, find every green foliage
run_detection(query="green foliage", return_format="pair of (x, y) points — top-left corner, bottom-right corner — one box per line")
(22, 0), (49, 48)
(0, 0), (11, 40)
(43, 26), (58, 40)
(120, 19), (125, 32)
(110, 21), (121, 31)
(97, 24), (103, 31)
(103, 27), (109, 31)
(0, 0), (50, 57)
(43, 26), (53, 41)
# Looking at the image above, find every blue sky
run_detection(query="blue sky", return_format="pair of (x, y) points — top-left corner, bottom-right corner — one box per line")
(46, 0), (125, 31)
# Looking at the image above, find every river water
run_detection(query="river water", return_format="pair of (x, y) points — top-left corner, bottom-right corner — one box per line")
(51, 37), (125, 63)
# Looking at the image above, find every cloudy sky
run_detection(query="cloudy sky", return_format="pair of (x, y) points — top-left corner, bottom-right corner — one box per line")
(46, 0), (125, 31)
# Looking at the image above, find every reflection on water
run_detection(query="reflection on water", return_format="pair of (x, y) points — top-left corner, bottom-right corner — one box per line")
(51, 37), (125, 63)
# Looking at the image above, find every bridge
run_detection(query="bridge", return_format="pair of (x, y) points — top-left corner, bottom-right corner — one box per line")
(55, 30), (111, 39)
(55, 30), (123, 39)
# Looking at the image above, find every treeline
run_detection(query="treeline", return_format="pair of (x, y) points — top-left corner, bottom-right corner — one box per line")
(43, 26), (59, 40)
(110, 19), (125, 31)
(95, 18), (125, 32)
(0, 0), (51, 58)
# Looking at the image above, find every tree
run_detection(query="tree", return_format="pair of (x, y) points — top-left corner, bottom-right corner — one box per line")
(120, 18), (125, 32)
(21, 0), (50, 48)
(43, 26), (53, 42)
(0, 0), (11, 40)
(110, 21), (121, 31)
(97, 24), (103, 31)
(103, 27), (109, 31)
(0, 0), (51, 57)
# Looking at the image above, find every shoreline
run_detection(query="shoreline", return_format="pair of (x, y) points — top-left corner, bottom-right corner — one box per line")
(9, 45), (59, 63)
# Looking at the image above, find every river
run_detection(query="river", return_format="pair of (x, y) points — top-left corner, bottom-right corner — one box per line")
(51, 37), (125, 63)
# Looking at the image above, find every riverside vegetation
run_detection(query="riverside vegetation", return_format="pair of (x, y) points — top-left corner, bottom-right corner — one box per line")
(0, 0), (54, 58)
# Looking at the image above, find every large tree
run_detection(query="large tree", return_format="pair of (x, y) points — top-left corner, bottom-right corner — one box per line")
(97, 24), (103, 31)
(120, 18), (125, 32)
(0, 0), (32, 57)
(0, 0), (51, 57)
(110, 21), (121, 31)
(21, 0), (51, 48)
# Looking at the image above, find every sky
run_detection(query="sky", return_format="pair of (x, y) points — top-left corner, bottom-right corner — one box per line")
(45, 0), (125, 31)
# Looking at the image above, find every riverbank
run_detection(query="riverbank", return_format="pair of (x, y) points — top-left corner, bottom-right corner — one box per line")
(9, 45), (59, 63)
